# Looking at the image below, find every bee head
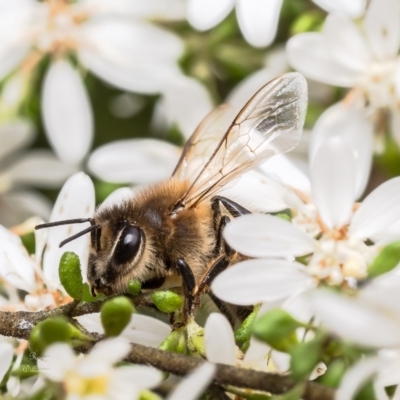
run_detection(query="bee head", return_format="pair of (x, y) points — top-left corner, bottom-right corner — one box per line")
(35, 214), (145, 297)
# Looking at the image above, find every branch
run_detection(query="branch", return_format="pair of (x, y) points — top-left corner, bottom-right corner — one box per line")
(0, 300), (335, 400)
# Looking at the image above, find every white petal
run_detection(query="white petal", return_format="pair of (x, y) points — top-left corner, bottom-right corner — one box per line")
(186, 0), (234, 31)
(88, 139), (180, 184)
(242, 337), (270, 369)
(75, 313), (104, 334)
(323, 13), (370, 72)
(39, 343), (76, 382)
(121, 314), (171, 348)
(286, 33), (357, 87)
(99, 187), (134, 210)
(167, 363), (216, 400)
(311, 136), (356, 229)
(259, 154), (311, 195)
(336, 357), (382, 400)
(310, 102), (373, 200)
(80, 0), (185, 20)
(0, 342), (13, 383)
(0, 119), (34, 161)
(0, 190), (51, 228)
(309, 289), (400, 348)
(365, 0), (400, 60)
(312, 0), (366, 18)
(204, 313), (236, 365)
(217, 170), (293, 213)
(5, 150), (75, 188)
(79, 18), (183, 94)
(227, 68), (286, 110)
(110, 365), (162, 391)
(212, 259), (315, 306)
(236, 0), (283, 47)
(0, 225), (36, 292)
(161, 76), (213, 139)
(42, 172), (95, 288)
(89, 337), (130, 365)
(224, 214), (315, 258)
(350, 177), (400, 240)
(42, 60), (93, 166)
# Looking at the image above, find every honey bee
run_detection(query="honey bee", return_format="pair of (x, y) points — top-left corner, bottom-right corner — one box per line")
(36, 73), (307, 320)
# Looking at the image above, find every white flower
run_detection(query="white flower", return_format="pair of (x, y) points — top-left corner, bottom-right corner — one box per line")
(287, 0), (400, 147)
(0, 342), (14, 385)
(0, 0), (189, 165)
(37, 338), (162, 400)
(186, 0), (365, 48)
(167, 362), (216, 400)
(212, 136), (400, 306)
(0, 120), (75, 227)
(308, 283), (400, 400)
(76, 313), (171, 348)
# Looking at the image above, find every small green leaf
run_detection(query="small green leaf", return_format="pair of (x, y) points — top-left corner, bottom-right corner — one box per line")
(139, 390), (162, 400)
(59, 252), (83, 300)
(290, 339), (322, 380)
(101, 296), (135, 337)
(368, 241), (400, 277)
(252, 309), (304, 352)
(319, 359), (346, 388)
(152, 291), (183, 313)
(39, 317), (72, 345)
(159, 328), (186, 354)
(235, 307), (258, 343)
(127, 279), (142, 296)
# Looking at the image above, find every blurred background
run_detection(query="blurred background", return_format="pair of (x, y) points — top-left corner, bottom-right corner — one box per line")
(1, 0), (398, 228)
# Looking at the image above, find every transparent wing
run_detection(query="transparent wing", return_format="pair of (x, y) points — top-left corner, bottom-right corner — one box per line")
(175, 72), (308, 208)
(172, 104), (238, 181)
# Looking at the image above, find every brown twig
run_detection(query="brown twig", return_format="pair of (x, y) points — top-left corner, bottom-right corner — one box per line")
(0, 299), (335, 400)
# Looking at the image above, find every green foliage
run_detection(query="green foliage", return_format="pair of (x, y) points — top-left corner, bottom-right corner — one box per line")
(252, 309), (304, 352)
(59, 252), (84, 300)
(368, 240), (400, 277)
(81, 283), (106, 302)
(319, 359), (347, 388)
(29, 317), (91, 356)
(152, 290), (184, 314)
(159, 328), (186, 354)
(235, 307), (258, 343)
(127, 279), (142, 296)
(290, 337), (323, 380)
(101, 296), (135, 337)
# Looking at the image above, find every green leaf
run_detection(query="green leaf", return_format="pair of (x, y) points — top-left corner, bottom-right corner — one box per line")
(290, 339), (322, 380)
(127, 279), (142, 296)
(101, 296), (135, 337)
(39, 317), (72, 345)
(152, 291), (184, 313)
(319, 359), (346, 388)
(252, 309), (304, 352)
(235, 307), (258, 343)
(159, 328), (186, 354)
(368, 241), (400, 277)
(59, 252), (84, 300)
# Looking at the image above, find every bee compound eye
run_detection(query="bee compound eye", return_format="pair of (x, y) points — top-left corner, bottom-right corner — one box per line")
(113, 225), (142, 265)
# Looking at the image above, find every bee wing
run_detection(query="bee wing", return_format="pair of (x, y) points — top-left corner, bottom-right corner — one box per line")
(175, 72), (308, 208)
(172, 104), (239, 180)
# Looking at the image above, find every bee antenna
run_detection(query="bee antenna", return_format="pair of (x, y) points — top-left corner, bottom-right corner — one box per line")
(35, 218), (96, 230)
(59, 224), (101, 248)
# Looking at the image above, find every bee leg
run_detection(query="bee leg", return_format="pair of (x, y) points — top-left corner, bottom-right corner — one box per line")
(175, 258), (196, 322)
(211, 195), (251, 218)
(211, 196), (251, 255)
(196, 256), (230, 297)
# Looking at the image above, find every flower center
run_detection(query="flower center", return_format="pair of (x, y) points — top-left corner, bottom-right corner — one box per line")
(308, 236), (372, 285)
(356, 60), (397, 110)
(35, 0), (88, 54)
(65, 371), (110, 396)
